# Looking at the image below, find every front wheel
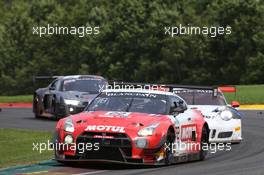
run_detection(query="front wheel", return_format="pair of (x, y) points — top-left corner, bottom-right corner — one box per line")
(199, 126), (209, 160)
(164, 129), (175, 165)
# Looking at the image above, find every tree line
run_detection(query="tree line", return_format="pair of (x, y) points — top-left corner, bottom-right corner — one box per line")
(0, 0), (263, 95)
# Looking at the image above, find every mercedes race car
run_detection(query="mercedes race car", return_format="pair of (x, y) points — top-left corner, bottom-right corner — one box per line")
(53, 87), (210, 165)
(33, 75), (107, 119)
(173, 86), (242, 143)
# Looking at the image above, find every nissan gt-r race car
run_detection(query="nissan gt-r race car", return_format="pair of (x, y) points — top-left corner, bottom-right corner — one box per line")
(33, 75), (107, 119)
(53, 87), (210, 165)
(173, 86), (242, 143)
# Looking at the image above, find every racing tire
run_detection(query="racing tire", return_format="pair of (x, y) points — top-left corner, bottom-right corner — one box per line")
(164, 128), (175, 165)
(52, 98), (61, 120)
(199, 126), (209, 161)
(53, 105), (65, 120)
(33, 96), (39, 118)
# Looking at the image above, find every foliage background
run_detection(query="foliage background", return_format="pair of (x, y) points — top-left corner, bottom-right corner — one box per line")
(0, 0), (263, 95)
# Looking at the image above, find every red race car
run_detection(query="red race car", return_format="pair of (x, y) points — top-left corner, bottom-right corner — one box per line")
(53, 86), (209, 165)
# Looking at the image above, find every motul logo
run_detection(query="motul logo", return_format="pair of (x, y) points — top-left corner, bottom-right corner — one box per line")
(85, 125), (125, 133)
(181, 125), (196, 141)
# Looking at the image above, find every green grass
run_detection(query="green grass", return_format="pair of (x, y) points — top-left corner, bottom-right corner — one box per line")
(0, 128), (53, 168)
(224, 85), (264, 104)
(0, 95), (32, 103)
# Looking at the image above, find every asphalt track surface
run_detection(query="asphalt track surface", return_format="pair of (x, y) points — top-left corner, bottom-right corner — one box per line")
(0, 108), (264, 175)
(0, 108), (56, 131)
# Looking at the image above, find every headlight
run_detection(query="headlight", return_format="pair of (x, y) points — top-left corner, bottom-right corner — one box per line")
(64, 118), (74, 132)
(64, 99), (80, 106)
(220, 110), (233, 121)
(138, 123), (160, 136)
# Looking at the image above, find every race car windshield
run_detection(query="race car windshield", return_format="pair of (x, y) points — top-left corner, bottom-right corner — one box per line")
(175, 90), (227, 106)
(62, 79), (106, 94)
(87, 92), (167, 114)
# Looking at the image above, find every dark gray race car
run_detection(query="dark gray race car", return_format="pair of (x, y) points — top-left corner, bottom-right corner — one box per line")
(33, 75), (107, 119)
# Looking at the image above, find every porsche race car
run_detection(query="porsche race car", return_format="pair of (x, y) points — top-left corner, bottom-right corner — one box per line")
(33, 75), (107, 119)
(173, 86), (242, 143)
(53, 87), (210, 165)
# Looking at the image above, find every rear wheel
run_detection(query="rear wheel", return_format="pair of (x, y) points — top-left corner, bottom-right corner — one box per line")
(34, 96), (41, 118)
(199, 126), (209, 160)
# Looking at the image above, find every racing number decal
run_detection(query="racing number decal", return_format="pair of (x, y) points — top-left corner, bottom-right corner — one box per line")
(181, 124), (197, 141)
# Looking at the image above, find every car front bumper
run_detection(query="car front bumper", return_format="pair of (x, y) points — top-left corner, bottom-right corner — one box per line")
(208, 119), (242, 143)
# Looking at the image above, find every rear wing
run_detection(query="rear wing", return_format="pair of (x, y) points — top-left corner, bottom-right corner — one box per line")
(32, 76), (62, 83)
(108, 81), (219, 97)
(32, 76), (62, 90)
(164, 84), (218, 97)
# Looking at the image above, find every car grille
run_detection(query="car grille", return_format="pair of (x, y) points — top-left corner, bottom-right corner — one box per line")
(218, 131), (233, 138)
(76, 132), (132, 161)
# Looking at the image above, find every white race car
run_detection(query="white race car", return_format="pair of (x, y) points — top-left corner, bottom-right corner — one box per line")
(173, 86), (242, 143)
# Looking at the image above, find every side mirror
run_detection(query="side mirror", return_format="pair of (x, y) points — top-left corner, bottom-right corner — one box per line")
(49, 86), (56, 90)
(170, 100), (187, 114)
(231, 101), (240, 108)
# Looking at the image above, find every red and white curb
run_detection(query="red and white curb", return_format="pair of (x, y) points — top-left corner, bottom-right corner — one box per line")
(0, 103), (32, 108)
